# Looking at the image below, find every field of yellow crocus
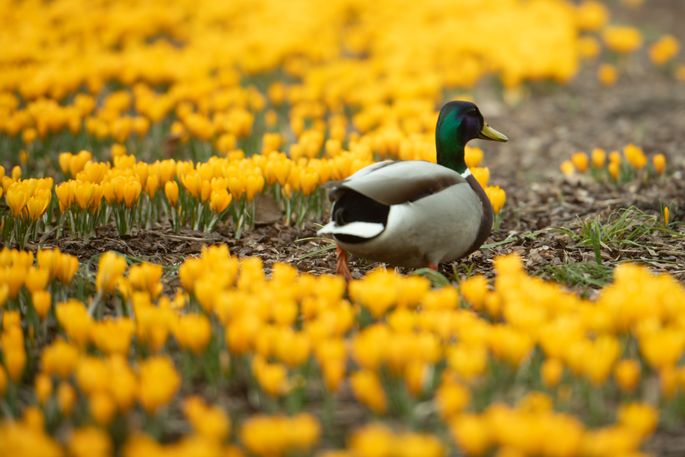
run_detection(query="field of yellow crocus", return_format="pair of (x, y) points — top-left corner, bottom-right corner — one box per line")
(1, 0), (685, 456)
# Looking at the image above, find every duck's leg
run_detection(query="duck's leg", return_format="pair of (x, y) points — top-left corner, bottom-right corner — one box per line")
(427, 261), (439, 271)
(336, 244), (352, 281)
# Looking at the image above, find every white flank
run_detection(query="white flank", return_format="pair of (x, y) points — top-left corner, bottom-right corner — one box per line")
(460, 168), (472, 178)
(317, 221), (385, 239)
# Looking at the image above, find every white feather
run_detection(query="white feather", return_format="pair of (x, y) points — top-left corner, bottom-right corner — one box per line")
(335, 182), (482, 267)
(317, 221), (385, 239)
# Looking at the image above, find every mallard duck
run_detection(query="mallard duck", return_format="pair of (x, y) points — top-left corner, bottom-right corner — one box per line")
(318, 101), (508, 279)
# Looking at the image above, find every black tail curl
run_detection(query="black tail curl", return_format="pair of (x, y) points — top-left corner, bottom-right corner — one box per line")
(331, 189), (389, 244)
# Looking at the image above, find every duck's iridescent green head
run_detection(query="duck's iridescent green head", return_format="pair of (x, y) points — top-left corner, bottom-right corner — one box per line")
(435, 101), (508, 175)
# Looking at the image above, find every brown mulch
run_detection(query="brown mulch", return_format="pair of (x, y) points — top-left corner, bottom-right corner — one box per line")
(35, 170), (685, 287)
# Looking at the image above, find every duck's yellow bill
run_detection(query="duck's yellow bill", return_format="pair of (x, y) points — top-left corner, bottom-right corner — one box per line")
(479, 123), (508, 142)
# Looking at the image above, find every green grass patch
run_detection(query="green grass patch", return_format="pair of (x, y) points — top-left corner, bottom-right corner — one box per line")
(543, 261), (614, 289)
(559, 206), (681, 264)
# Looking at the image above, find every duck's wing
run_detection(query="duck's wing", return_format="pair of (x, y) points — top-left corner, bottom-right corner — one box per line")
(331, 160), (465, 206)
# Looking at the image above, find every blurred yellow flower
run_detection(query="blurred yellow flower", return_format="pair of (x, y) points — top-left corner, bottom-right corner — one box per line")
(649, 35), (680, 65)
(96, 251), (127, 294)
(571, 152), (589, 172)
(448, 344), (488, 380)
(0, 422), (62, 457)
(183, 396), (231, 441)
(57, 382), (77, 416)
(591, 148), (606, 168)
(90, 318), (134, 355)
(128, 262), (163, 298)
(542, 358), (564, 387)
(56, 299), (92, 347)
(640, 328), (685, 370)
(32, 291), (52, 319)
(485, 186), (506, 215)
(460, 275), (488, 310)
(1, 325), (25, 381)
(252, 356), (289, 397)
(603, 26), (643, 54)
(68, 426), (112, 457)
(165, 181), (179, 206)
(174, 313), (212, 354)
(436, 381), (470, 420)
(623, 144), (647, 169)
(614, 359), (641, 392)
(209, 189), (232, 213)
(575, 1), (608, 31)
(471, 167), (490, 188)
(34, 373), (52, 405)
(598, 64), (618, 86)
(137, 356), (181, 415)
(451, 414), (491, 456)
(608, 161), (621, 180)
(560, 160), (575, 177)
(465, 147), (484, 169)
(90, 391), (116, 425)
(617, 403), (658, 439)
(0, 367), (6, 396)
(653, 153), (666, 174)
(350, 370), (387, 414)
(240, 414), (320, 457)
(41, 339), (79, 379)
(578, 36), (601, 59)
(348, 424), (394, 457)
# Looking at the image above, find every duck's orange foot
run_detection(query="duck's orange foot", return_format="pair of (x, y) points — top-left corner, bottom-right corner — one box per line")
(427, 261), (439, 271)
(336, 244), (352, 282)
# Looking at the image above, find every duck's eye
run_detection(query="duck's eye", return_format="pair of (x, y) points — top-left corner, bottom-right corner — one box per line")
(458, 109), (477, 119)
(466, 109), (479, 118)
